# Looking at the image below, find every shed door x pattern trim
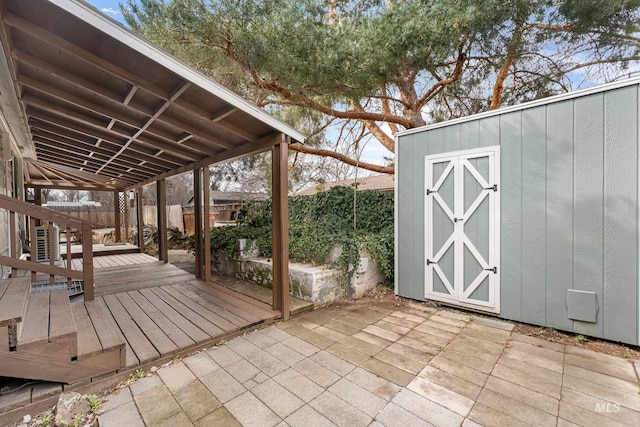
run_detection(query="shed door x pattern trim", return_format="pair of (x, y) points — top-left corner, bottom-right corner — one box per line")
(424, 146), (501, 314)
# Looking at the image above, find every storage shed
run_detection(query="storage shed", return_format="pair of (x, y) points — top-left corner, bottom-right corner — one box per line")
(395, 78), (640, 345)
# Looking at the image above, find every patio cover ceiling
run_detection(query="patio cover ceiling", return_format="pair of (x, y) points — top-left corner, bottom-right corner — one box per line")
(0, 0), (305, 191)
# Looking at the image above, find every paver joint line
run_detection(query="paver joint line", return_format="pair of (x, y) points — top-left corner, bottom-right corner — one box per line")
(88, 304), (640, 427)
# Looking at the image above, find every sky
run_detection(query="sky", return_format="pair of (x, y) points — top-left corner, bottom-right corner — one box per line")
(86, 0), (125, 22)
(84, 0), (391, 169)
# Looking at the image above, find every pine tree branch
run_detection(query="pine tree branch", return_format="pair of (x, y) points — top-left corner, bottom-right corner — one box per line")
(560, 55), (640, 73)
(417, 45), (466, 110)
(289, 144), (394, 174)
(350, 100), (396, 152)
(379, 84), (399, 135)
(240, 60), (412, 127)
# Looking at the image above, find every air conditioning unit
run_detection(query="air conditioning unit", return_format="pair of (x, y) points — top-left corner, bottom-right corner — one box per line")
(35, 225), (60, 263)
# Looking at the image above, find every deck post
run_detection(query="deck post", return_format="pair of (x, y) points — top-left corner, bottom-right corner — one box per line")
(272, 135), (290, 319)
(136, 187), (144, 251)
(33, 188), (42, 227)
(9, 211), (16, 278)
(124, 192), (130, 242)
(34, 188), (41, 206)
(114, 191), (121, 242)
(203, 167), (211, 282)
(193, 167), (203, 279)
(157, 179), (168, 263)
(82, 222), (94, 301)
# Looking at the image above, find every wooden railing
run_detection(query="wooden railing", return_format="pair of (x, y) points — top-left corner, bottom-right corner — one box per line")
(0, 194), (94, 301)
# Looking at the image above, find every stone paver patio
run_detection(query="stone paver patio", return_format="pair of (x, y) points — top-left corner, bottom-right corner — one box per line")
(98, 303), (640, 427)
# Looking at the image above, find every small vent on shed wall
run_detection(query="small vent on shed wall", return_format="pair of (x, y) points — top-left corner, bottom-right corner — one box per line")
(566, 290), (598, 323)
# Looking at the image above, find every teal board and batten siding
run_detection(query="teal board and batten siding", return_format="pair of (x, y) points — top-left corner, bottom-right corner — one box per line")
(396, 84), (639, 345)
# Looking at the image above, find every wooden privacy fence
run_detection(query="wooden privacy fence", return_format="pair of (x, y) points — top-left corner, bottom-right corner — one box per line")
(182, 204), (241, 235)
(182, 212), (217, 236)
(48, 204), (185, 232)
(141, 205), (183, 232)
(43, 206), (114, 226)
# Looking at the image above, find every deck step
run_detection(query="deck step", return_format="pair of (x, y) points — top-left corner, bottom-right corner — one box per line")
(0, 278), (31, 327)
(72, 298), (126, 366)
(17, 292), (50, 350)
(71, 302), (102, 360)
(49, 290), (77, 355)
(17, 289), (78, 352)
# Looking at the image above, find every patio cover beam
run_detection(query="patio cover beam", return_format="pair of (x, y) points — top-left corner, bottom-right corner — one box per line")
(114, 191), (121, 242)
(272, 136), (290, 319)
(193, 167), (203, 279)
(157, 179), (168, 263)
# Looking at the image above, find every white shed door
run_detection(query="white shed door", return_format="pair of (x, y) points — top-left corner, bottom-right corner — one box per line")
(425, 147), (500, 313)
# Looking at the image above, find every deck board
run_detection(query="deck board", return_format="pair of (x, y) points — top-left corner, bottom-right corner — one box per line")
(214, 284), (283, 319)
(151, 288), (226, 338)
(189, 281), (265, 324)
(49, 290), (76, 341)
(0, 280), (10, 299)
(174, 284), (250, 329)
(162, 285), (238, 333)
(111, 255), (133, 265)
(0, 278), (31, 327)
(124, 342), (139, 369)
(128, 290), (196, 351)
(192, 281), (277, 322)
(71, 303), (102, 359)
(84, 299), (126, 353)
(138, 288), (210, 345)
(103, 295), (160, 364)
(116, 293), (178, 356)
(17, 292), (50, 349)
(99, 257), (116, 268)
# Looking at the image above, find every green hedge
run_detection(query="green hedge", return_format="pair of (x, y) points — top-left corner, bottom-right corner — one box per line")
(206, 186), (394, 280)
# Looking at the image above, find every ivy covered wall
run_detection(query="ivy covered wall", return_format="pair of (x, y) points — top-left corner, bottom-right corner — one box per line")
(206, 186), (395, 281)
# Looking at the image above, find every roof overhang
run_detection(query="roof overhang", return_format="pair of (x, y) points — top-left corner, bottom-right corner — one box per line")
(0, 0), (305, 191)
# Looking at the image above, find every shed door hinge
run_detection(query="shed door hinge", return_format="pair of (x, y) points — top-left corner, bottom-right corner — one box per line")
(484, 184), (498, 192)
(427, 259), (437, 266)
(484, 266), (497, 274)
(426, 189), (437, 196)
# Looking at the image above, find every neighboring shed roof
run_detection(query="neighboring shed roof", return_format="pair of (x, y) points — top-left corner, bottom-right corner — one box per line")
(43, 201), (101, 207)
(184, 191), (267, 205)
(296, 174), (394, 196)
(0, 0), (305, 191)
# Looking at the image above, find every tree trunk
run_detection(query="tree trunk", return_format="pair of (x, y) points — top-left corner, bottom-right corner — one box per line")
(490, 21), (524, 110)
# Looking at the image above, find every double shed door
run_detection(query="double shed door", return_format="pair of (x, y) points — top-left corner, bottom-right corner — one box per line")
(424, 147), (500, 313)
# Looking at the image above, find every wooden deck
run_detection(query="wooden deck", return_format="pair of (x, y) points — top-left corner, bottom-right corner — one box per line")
(60, 242), (140, 258)
(1, 254), (281, 389)
(91, 254), (281, 369)
(211, 272), (315, 316)
(66, 252), (159, 273)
